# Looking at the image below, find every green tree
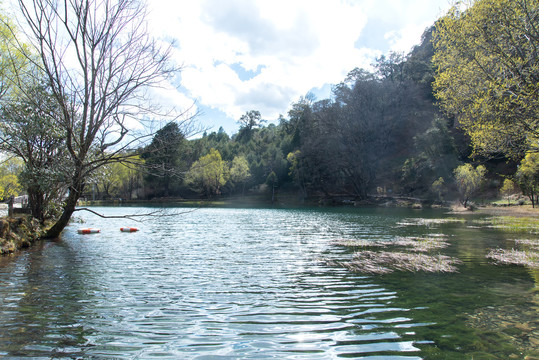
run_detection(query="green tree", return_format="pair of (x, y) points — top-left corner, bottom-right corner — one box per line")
(433, 0), (539, 157)
(0, 10), (32, 100)
(515, 152), (539, 207)
(94, 155), (144, 200)
(0, 158), (23, 201)
(0, 83), (66, 221)
(142, 122), (186, 197)
(236, 110), (265, 143)
(329, 69), (434, 199)
(185, 149), (229, 197)
(401, 117), (460, 195)
(499, 178), (517, 205)
(266, 170), (278, 204)
(287, 150), (307, 197)
(453, 164), (487, 208)
(229, 155), (251, 196)
(431, 177), (446, 201)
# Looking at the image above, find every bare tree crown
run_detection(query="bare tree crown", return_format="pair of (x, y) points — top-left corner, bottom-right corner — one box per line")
(18, 0), (178, 159)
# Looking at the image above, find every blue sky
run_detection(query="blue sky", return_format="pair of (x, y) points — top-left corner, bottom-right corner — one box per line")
(145, 0), (453, 136)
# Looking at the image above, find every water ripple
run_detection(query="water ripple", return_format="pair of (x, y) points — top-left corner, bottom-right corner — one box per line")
(0, 207), (435, 359)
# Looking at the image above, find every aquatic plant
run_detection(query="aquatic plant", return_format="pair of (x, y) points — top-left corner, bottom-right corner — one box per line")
(514, 239), (539, 249)
(473, 216), (539, 234)
(397, 218), (466, 227)
(333, 234), (450, 252)
(486, 248), (539, 268)
(331, 239), (387, 248)
(391, 235), (450, 252)
(341, 251), (462, 274)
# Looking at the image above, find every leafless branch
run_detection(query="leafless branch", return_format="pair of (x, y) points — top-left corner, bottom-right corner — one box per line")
(74, 206), (199, 222)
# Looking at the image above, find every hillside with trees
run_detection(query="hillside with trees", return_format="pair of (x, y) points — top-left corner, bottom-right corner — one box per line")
(133, 23), (493, 205)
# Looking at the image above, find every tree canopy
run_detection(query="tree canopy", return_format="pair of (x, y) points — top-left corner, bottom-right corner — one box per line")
(433, 0), (539, 158)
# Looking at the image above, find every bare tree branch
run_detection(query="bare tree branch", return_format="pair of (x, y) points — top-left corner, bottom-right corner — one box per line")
(74, 206), (199, 222)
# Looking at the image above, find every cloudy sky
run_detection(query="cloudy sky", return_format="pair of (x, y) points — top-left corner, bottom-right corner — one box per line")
(144, 0), (454, 135)
(56, 1), (457, 135)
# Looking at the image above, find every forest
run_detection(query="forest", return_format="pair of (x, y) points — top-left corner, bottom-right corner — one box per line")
(0, 0), (538, 237)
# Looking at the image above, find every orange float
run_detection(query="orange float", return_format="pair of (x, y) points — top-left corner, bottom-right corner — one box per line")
(120, 227), (139, 232)
(77, 228), (100, 234)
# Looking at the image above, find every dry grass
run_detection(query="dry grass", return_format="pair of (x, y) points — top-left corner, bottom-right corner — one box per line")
(397, 218), (466, 227)
(486, 248), (539, 268)
(391, 235), (450, 252)
(513, 239), (539, 249)
(332, 235), (450, 252)
(331, 239), (387, 247)
(341, 251), (462, 274)
(330, 233), (458, 274)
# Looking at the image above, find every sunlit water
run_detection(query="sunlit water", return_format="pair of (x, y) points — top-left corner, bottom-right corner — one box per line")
(0, 206), (537, 359)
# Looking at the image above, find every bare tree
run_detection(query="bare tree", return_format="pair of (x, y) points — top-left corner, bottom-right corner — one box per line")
(15, 0), (187, 238)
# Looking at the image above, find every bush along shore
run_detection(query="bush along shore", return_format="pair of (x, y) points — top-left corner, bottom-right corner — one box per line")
(0, 216), (49, 255)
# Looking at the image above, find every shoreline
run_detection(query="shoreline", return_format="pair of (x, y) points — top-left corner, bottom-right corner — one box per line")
(1, 200), (537, 256)
(474, 205), (539, 218)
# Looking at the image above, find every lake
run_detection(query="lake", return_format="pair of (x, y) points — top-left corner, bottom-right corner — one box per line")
(0, 206), (537, 359)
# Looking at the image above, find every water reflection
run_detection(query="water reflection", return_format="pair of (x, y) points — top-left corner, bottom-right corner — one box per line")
(0, 241), (92, 358)
(0, 207), (536, 358)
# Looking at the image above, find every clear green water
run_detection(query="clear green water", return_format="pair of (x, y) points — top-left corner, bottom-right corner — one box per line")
(0, 206), (537, 359)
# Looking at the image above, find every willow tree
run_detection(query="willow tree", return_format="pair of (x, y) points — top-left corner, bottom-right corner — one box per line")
(15, 0), (179, 237)
(433, 0), (539, 158)
(454, 163), (486, 208)
(185, 149), (229, 197)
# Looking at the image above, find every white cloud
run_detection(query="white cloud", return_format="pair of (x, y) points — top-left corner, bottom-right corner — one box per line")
(146, 0), (453, 132)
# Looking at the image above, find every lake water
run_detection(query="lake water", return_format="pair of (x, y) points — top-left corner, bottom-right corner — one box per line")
(0, 206), (537, 359)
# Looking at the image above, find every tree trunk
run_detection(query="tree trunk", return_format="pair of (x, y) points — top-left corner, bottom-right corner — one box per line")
(27, 187), (45, 222)
(7, 196), (14, 217)
(44, 183), (83, 239)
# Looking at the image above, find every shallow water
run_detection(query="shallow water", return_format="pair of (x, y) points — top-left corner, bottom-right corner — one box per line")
(0, 206), (537, 359)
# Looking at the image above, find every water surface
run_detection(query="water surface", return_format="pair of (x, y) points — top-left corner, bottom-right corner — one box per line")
(0, 206), (537, 359)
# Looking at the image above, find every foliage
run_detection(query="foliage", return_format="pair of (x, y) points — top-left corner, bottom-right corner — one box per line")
(229, 156), (251, 195)
(402, 117), (460, 195)
(185, 149), (229, 197)
(236, 110), (265, 143)
(142, 122), (186, 197)
(286, 150), (307, 196)
(13, 0), (180, 237)
(93, 155), (144, 200)
(0, 82), (67, 220)
(453, 164), (487, 207)
(0, 10), (32, 101)
(433, 0), (539, 158)
(515, 152), (539, 207)
(431, 177), (446, 201)
(0, 158), (22, 201)
(499, 178), (517, 204)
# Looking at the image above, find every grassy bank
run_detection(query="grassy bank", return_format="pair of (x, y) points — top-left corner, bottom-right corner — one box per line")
(0, 216), (49, 255)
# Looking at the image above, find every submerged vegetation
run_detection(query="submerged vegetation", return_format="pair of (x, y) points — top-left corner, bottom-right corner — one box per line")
(330, 231), (460, 274)
(342, 251), (462, 274)
(396, 218), (466, 227)
(487, 248), (539, 268)
(473, 216), (539, 234)
(331, 210), (539, 275)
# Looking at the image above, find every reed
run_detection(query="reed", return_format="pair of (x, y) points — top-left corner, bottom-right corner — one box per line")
(341, 251), (462, 274)
(486, 248), (539, 268)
